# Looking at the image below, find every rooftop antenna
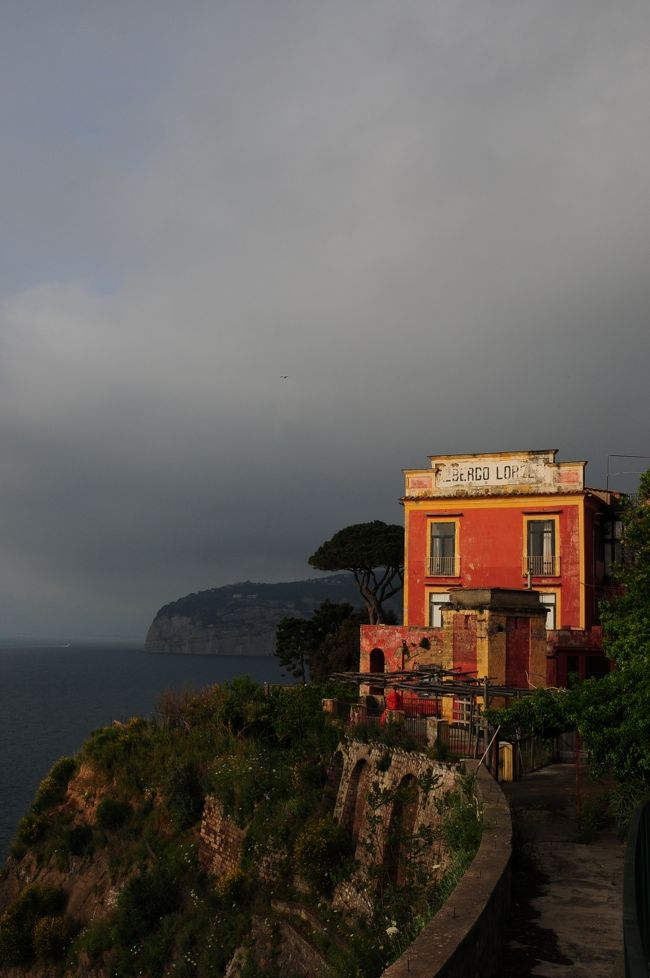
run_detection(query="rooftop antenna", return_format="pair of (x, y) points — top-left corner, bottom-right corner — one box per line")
(606, 454), (650, 492)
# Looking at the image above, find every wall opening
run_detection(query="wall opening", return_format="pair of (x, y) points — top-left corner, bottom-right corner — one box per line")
(369, 647), (385, 696)
(384, 774), (419, 888)
(341, 759), (371, 846)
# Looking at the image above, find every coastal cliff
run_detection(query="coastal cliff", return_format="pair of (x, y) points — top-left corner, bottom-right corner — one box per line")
(0, 682), (481, 978)
(144, 574), (363, 655)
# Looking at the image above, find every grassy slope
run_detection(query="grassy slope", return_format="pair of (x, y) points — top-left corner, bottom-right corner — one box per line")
(0, 681), (481, 978)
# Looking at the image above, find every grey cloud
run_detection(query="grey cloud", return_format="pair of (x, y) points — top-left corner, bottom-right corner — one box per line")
(0, 1), (648, 637)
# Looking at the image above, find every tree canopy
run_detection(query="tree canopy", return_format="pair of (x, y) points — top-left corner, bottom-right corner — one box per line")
(308, 521), (404, 624)
(599, 468), (650, 669)
(488, 470), (650, 812)
(274, 601), (359, 682)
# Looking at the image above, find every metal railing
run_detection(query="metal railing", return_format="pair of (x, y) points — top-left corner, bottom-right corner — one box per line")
(402, 696), (441, 717)
(426, 555), (461, 576)
(522, 554), (560, 577)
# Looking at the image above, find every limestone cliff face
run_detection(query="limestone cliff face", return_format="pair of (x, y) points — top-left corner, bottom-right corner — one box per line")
(145, 574), (364, 655)
(0, 763), (131, 978)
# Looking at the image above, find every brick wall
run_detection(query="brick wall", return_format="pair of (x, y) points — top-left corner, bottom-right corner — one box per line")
(198, 796), (246, 881)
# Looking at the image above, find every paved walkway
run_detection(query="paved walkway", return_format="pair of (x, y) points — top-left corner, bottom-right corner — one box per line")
(499, 763), (626, 978)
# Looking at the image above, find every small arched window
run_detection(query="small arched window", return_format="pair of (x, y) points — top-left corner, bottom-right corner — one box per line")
(369, 647), (385, 674)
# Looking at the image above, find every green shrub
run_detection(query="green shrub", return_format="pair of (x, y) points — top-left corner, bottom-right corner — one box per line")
(71, 919), (113, 963)
(13, 812), (47, 847)
(377, 751), (392, 772)
(293, 816), (351, 893)
(113, 866), (181, 945)
(215, 868), (246, 903)
(49, 756), (77, 786)
(211, 744), (292, 827)
(32, 914), (78, 959)
(82, 725), (124, 774)
(96, 798), (132, 829)
(164, 760), (204, 830)
(32, 756), (77, 814)
(577, 795), (609, 844)
(348, 722), (419, 751)
(610, 781), (648, 836)
(438, 778), (482, 854)
(0, 885), (68, 966)
(59, 823), (95, 858)
(0, 909), (32, 966)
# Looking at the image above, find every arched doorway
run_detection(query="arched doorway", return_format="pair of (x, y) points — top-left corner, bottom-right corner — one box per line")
(369, 647), (385, 696)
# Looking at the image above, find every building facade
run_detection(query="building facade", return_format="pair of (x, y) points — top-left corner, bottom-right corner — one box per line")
(361, 450), (623, 689)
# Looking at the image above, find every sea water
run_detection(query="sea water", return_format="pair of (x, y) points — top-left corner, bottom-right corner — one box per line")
(0, 643), (287, 861)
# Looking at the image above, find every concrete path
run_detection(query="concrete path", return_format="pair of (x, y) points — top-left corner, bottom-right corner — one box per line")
(499, 763), (625, 978)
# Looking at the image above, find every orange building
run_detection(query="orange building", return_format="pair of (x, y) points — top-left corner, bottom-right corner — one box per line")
(361, 450), (623, 689)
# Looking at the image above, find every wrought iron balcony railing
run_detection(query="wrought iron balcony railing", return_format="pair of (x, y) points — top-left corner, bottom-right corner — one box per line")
(522, 554), (560, 577)
(426, 555), (461, 577)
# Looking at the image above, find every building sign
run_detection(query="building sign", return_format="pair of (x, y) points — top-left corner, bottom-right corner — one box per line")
(434, 457), (544, 489)
(404, 451), (585, 498)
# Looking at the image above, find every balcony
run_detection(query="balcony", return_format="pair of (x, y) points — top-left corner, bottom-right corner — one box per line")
(426, 555), (461, 577)
(522, 554), (560, 577)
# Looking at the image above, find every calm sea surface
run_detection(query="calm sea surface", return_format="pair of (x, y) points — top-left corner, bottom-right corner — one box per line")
(0, 643), (287, 862)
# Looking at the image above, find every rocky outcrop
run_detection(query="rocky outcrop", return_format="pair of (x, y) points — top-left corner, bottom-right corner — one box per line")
(145, 574), (367, 655)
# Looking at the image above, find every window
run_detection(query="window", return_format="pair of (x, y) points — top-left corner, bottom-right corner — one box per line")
(524, 518), (559, 576)
(428, 521), (458, 576)
(604, 520), (623, 578)
(428, 591), (451, 627)
(453, 696), (471, 725)
(539, 593), (556, 629)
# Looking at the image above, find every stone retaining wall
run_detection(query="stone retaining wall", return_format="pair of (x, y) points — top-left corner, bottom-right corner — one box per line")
(381, 762), (511, 978)
(198, 796), (246, 880)
(332, 741), (461, 916)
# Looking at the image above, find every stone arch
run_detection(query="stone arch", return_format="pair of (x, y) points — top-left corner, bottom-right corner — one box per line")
(341, 758), (371, 845)
(384, 774), (419, 888)
(328, 750), (344, 796)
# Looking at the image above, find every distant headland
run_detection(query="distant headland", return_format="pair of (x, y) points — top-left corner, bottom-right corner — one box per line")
(144, 574), (368, 656)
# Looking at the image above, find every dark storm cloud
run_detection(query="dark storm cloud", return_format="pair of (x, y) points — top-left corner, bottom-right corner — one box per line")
(1, 1), (649, 637)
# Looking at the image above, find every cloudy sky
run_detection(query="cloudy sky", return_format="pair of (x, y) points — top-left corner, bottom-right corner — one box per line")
(1, 1), (649, 639)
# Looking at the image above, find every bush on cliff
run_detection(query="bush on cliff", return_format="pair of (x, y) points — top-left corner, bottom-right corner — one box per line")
(32, 756), (77, 814)
(32, 913), (78, 959)
(293, 815), (352, 893)
(0, 884), (71, 966)
(95, 797), (133, 830)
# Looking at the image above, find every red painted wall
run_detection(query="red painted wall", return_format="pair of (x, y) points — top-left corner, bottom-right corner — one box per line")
(360, 624), (444, 674)
(505, 617), (530, 687)
(405, 502), (583, 629)
(452, 616), (477, 676)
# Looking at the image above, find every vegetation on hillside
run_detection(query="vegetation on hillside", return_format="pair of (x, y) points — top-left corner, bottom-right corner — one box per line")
(152, 575), (364, 627)
(274, 600), (390, 682)
(0, 680), (481, 978)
